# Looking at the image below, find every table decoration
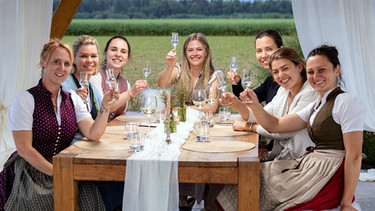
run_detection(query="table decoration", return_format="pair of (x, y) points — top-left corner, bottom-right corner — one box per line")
(122, 108), (200, 211)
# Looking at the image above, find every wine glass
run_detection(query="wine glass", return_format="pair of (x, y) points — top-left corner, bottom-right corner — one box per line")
(192, 89), (207, 120)
(241, 69), (253, 103)
(229, 56), (239, 85)
(105, 68), (117, 102)
(171, 32), (179, 50)
(216, 70), (228, 94)
(141, 95), (157, 134)
(142, 60), (152, 80)
(205, 85), (218, 125)
(170, 32), (181, 70)
(79, 72), (90, 111)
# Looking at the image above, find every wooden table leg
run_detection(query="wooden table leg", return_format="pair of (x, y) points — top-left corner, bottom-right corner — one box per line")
(238, 157), (260, 211)
(53, 153), (78, 211)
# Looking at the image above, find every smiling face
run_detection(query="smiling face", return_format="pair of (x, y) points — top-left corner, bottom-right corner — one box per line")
(104, 38), (129, 72)
(185, 40), (207, 70)
(41, 47), (72, 87)
(306, 55), (340, 96)
(271, 58), (304, 92)
(255, 36), (279, 71)
(74, 44), (99, 76)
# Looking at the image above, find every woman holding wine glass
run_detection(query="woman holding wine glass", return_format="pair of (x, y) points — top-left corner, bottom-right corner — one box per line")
(1, 39), (118, 211)
(157, 33), (219, 114)
(228, 29), (282, 103)
(157, 32), (221, 211)
(220, 47), (318, 161)
(219, 45), (364, 211)
(62, 35), (102, 120)
(90, 35), (148, 121)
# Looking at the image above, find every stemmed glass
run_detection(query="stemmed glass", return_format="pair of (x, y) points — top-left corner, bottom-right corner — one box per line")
(229, 56), (239, 84)
(171, 32), (179, 50)
(105, 68), (117, 102)
(141, 95), (157, 135)
(241, 69), (253, 103)
(192, 89), (207, 120)
(142, 60), (152, 80)
(216, 70), (228, 94)
(171, 32), (181, 70)
(79, 72), (90, 111)
(205, 85), (219, 125)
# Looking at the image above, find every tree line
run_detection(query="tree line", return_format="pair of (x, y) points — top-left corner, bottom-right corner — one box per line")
(53, 0), (293, 19)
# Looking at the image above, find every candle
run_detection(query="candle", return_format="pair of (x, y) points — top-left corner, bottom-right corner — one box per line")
(166, 92), (171, 117)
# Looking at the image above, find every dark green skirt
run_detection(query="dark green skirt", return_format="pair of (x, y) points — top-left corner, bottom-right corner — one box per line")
(4, 156), (105, 211)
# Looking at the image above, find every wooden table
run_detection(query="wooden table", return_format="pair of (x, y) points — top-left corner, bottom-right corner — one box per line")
(53, 113), (260, 211)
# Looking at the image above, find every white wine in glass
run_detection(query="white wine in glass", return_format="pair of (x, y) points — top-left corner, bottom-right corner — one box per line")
(141, 95), (157, 134)
(192, 89), (207, 120)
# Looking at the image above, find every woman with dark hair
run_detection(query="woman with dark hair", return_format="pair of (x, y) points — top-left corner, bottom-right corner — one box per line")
(221, 45), (364, 210)
(91, 35), (148, 121)
(220, 47), (317, 161)
(228, 29), (283, 103)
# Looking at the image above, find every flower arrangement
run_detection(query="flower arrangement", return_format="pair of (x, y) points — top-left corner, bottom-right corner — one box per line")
(159, 81), (188, 122)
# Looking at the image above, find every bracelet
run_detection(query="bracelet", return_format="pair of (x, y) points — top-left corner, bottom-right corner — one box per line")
(249, 123), (254, 132)
(100, 103), (109, 113)
(127, 90), (133, 98)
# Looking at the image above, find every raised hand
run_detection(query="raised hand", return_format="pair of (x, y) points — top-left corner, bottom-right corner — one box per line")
(226, 71), (241, 85)
(219, 92), (240, 108)
(239, 89), (259, 105)
(102, 88), (119, 109)
(128, 80), (148, 98)
(165, 49), (178, 68)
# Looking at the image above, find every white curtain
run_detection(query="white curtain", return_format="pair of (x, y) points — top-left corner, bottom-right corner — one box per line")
(0, 0), (53, 170)
(291, 0), (375, 132)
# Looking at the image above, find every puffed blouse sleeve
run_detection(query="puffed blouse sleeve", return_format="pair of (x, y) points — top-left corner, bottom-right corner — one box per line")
(333, 93), (365, 133)
(8, 91), (34, 130)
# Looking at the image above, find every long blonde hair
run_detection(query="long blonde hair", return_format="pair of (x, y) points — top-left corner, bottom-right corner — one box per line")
(179, 33), (215, 96)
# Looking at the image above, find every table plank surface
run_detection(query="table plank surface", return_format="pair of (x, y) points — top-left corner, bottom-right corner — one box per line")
(53, 112), (260, 211)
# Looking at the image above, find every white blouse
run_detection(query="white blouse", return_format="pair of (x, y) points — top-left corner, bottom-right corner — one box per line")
(297, 87), (365, 134)
(8, 89), (91, 131)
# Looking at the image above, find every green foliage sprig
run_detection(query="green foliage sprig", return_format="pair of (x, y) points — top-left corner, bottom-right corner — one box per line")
(159, 81), (188, 109)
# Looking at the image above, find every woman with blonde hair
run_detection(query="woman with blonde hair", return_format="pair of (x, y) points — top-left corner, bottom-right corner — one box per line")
(157, 32), (219, 113)
(0, 38), (118, 210)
